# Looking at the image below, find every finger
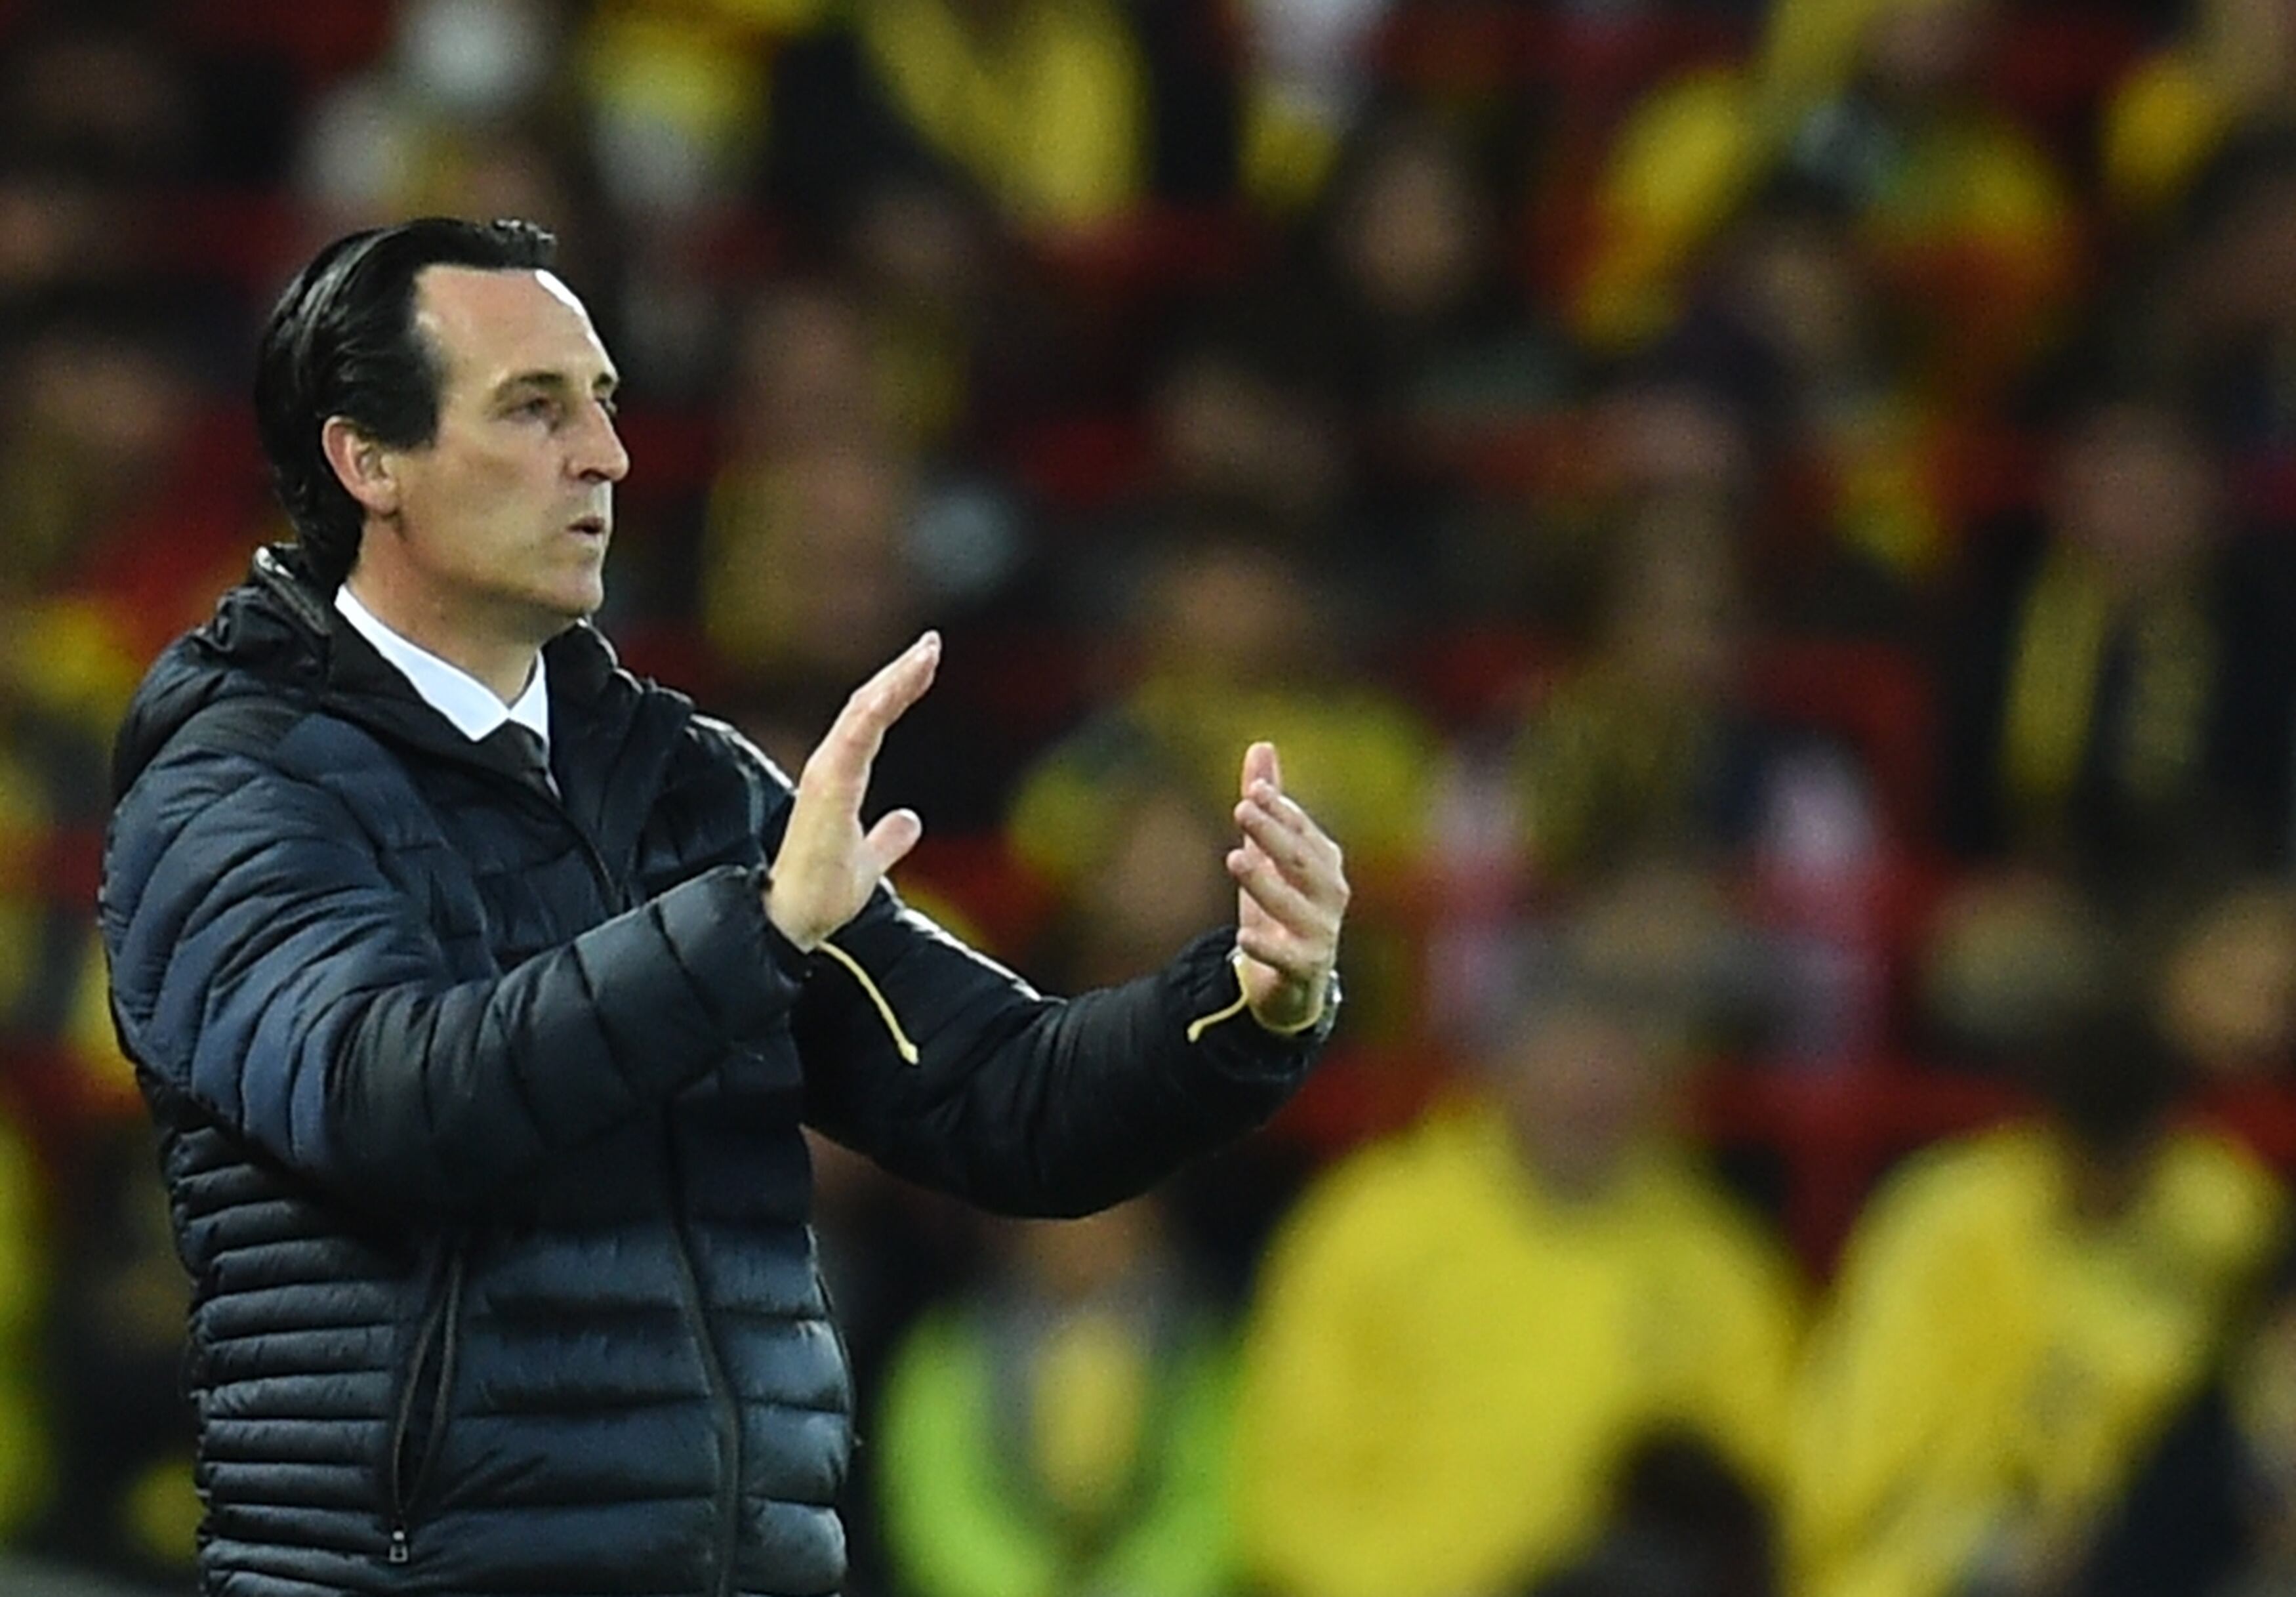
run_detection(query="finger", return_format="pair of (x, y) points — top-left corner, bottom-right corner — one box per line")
(1236, 821), (1347, 919)
(1235, 784), (1336, 856)
(1228, 842), (1326, 930)
(810, 632), (941, 789)
(865, 807), (926, 875)
(1231, 898), (1334, 982)
(1235, 798), (1337, 877)
(850, 631), (941, 733)
(1235, 922), (1324, 980)
(1240, 740), (1281, 800)
(1233, 807), (1311, 882)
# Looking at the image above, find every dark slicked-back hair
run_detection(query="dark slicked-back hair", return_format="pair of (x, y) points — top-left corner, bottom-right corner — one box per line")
(254, 217), (558, 588)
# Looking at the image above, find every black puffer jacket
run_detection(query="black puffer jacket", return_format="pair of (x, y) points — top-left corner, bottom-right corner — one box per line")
(99, 549), (1324, 1597)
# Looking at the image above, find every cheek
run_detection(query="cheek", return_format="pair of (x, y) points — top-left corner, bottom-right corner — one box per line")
(395, 458), (539, 577)
(457, 444), (546, 508)
(428, 449), (552, 546)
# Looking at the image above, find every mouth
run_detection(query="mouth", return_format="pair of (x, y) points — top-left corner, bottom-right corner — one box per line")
(568, 514), (609, 539)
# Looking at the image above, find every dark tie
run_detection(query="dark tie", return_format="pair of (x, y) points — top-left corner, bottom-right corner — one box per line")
(491, 721), (556, 796)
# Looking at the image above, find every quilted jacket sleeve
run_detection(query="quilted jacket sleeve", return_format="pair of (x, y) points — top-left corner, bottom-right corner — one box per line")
(101, 722), (802, 1220)
(796, 886), (1326, 1217)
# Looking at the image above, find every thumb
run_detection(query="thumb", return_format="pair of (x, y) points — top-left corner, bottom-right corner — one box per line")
(1241, 740), (1282, 797)
(864, 808), (926, 876)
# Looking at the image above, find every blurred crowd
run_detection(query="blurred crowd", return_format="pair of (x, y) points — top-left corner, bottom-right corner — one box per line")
(4, 0), (2296, 1592)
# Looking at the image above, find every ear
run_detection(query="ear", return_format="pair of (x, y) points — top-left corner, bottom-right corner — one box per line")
(319, 416), (400, 518)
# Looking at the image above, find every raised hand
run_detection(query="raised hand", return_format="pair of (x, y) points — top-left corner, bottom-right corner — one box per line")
(1228, 741), (1348, 1033)
(765, 631), (941, 951)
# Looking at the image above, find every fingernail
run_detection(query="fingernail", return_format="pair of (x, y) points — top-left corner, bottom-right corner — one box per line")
(916, 630), (941, 653)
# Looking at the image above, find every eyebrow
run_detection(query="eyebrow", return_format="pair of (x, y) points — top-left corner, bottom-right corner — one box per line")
(492, 368), (620, 402)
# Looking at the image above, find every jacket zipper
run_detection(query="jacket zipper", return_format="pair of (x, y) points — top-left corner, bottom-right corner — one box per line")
(508, 754), (726, 1583)
(665, 1129), (743, 1597)
(386, 1247), (466, 1564)
(575, 827), (631, 913)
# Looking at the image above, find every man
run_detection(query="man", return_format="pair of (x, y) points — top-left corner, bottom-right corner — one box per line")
(97, 217), (1346, 1596)
(1233, 874), (1799, 1597)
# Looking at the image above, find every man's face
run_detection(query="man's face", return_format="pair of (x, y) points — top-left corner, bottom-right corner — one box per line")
(358, 264), (628, 644)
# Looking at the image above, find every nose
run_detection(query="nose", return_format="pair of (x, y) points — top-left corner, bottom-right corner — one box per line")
(574, 398), (630, 484)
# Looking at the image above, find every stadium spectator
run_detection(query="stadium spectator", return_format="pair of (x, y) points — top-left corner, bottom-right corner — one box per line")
(1232, 870), (1801, 1597)
(873, 1195), (1241, 1597)
(1936, 389), (2296, 892)
(1790, 877), (2286, 1597)
(2073, 1228), (2296, 1597)
(1574, 0), (2079, 402)
(0, 1107), (49, 1551)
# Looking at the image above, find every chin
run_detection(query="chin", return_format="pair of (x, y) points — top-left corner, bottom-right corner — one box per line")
(555, 575), (608, 616)
(523, 589), (604, 636)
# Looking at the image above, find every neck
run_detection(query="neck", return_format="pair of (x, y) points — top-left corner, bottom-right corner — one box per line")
(1528, 1144), (1629, 1205)
(2065, 1135), (2159, 1227)
(1506, 1111), (1631, 1204)
(343, 571), (541, 705)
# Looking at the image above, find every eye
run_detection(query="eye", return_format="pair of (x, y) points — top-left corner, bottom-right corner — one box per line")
(596, 393), (619, 420)
(501, 389), (562, 425)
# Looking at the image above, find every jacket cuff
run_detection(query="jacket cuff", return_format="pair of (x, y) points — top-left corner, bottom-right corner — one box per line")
(1171, 928), (1335, 1087)
(654, 865), (807, 1040)
(750, 863), (815, 985)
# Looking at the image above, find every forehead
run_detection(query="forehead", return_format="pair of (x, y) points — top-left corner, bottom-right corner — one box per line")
(412, 264), (613, 389)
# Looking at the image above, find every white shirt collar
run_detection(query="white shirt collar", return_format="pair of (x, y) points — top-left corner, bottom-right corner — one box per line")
(333, 585), (551, 752)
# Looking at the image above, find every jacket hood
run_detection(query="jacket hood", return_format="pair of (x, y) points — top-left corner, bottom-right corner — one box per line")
(110, 544), (333, 804)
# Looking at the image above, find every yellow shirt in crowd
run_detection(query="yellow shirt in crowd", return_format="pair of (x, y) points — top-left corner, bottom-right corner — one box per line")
(1233, 1102), (1802, 1597)
(1790, 1123), (2285, 1597)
